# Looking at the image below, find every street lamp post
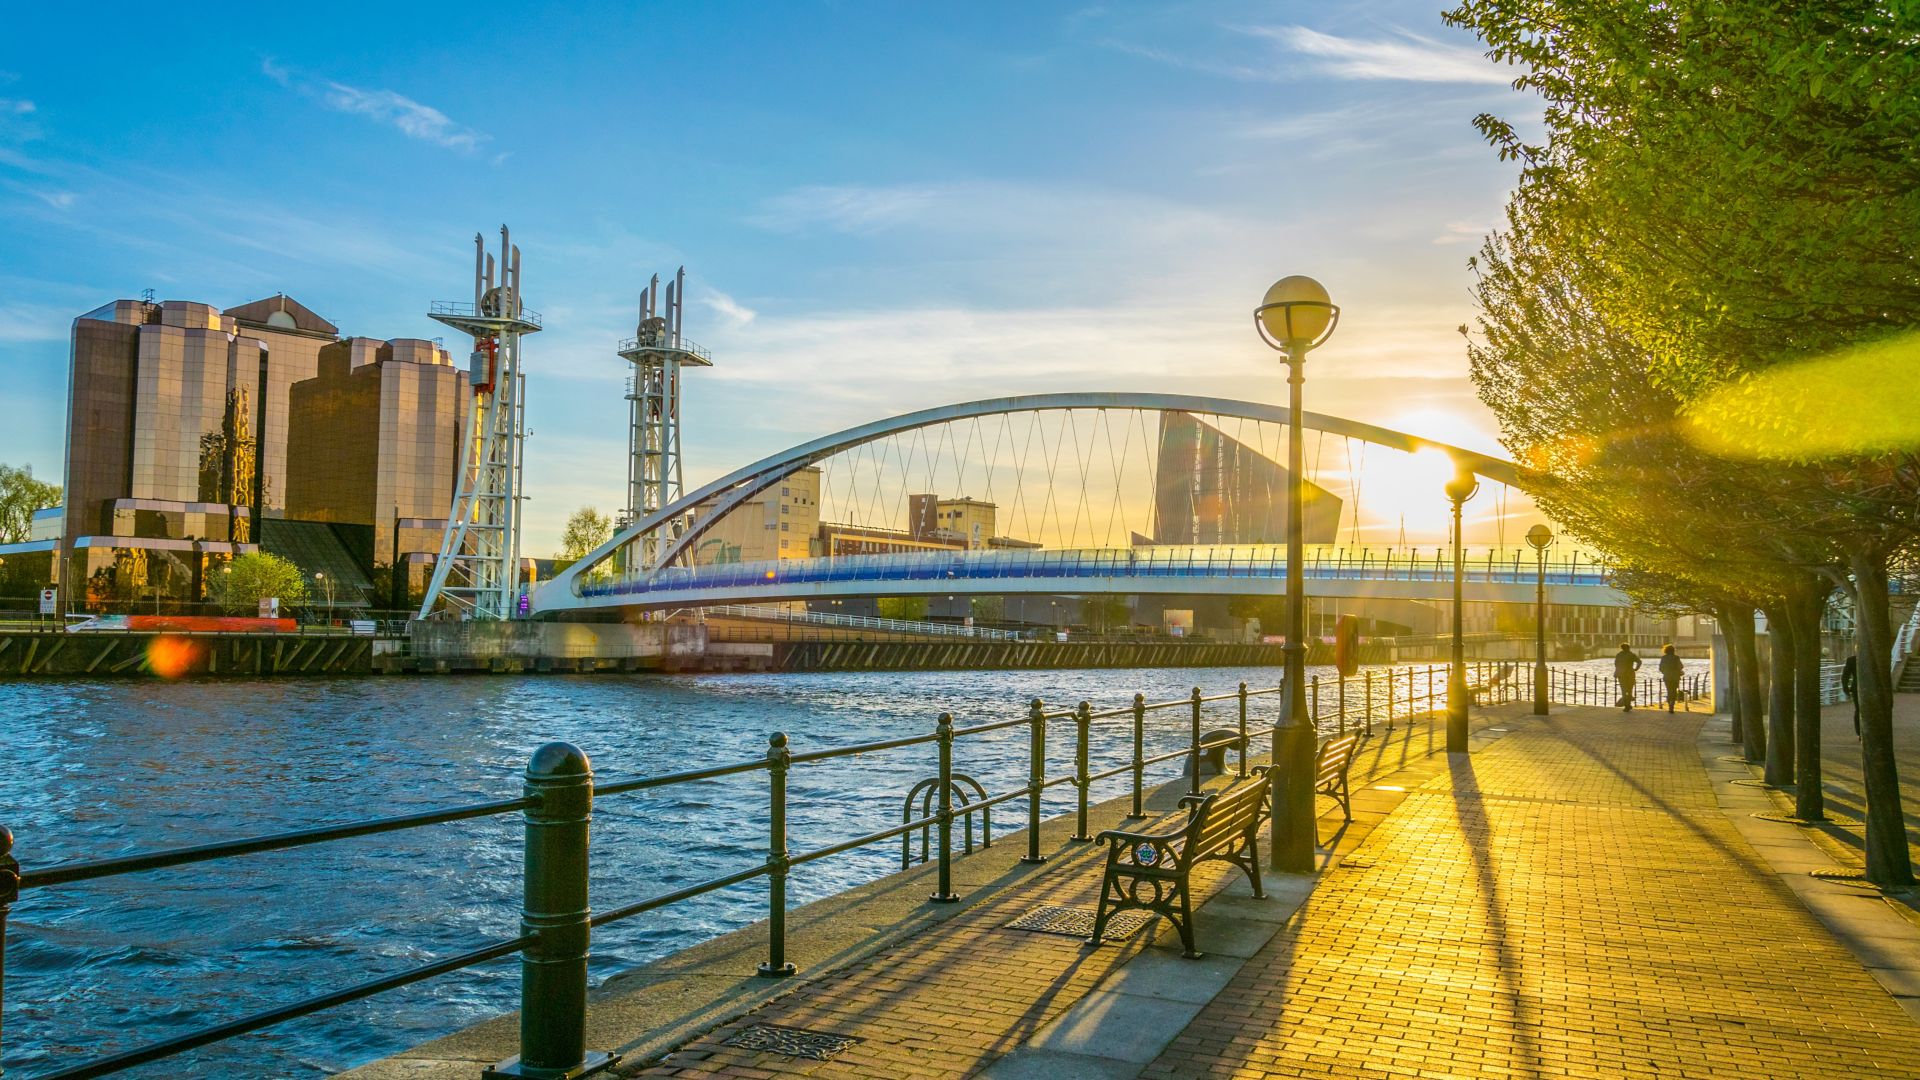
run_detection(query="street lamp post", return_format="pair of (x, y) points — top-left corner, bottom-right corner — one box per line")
(1527, 524), (1554, 716)
(1255, 275), (1339, 873)
(1444, 464), (1479, 753)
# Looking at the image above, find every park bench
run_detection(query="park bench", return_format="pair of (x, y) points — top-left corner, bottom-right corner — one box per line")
(1315, 731), (1362, 823)
(1087, 770), (1270, 958)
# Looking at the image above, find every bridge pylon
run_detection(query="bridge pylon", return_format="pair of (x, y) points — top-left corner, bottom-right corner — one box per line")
(419, 226), (540, 620)
(617, 267), (711, 573)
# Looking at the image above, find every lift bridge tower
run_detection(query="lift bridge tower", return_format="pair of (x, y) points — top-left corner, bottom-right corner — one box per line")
(419, 226), (541, 619)
(618, 267), (711, 570)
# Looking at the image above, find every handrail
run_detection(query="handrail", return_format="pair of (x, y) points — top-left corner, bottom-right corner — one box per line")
(0, 662), (1475, 1078)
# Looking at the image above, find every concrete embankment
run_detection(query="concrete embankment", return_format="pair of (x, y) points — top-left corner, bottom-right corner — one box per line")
(0, 621), (1393, 677)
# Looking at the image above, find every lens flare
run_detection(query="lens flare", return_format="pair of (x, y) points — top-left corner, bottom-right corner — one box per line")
(1684, 331), (1920, 460)
(146, 635), (197, 679)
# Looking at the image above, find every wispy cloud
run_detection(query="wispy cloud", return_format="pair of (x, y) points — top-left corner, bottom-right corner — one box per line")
(749, 184), (946, 234)
(0, 99), (33, 115)
(701, 287), (757, 327)
(1246, 26), (1511, 85)
(1431, 221), (1487, 245)
(262, 59), (492, 154)
(34, 190), (75, 210)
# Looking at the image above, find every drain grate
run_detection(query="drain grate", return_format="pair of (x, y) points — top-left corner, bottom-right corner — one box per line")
(1338, 857), (1378, 870)
(1729, 779), (1774, 788)
(1004, 904), (1154, 940)
(1717, 755), (1755, 764)
(1753, 811), (1864, 827)
(725, 1024), (863, 1061)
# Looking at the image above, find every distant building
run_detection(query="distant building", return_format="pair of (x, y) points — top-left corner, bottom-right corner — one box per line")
(689, 466), (822, 564)
(908, 494), (997, 549)
(47, 293), (461, 610)
(1152, 411), (1341, 545)
(286, 336), (462, 592)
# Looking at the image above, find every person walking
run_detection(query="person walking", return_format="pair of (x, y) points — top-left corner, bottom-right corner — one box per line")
(1658, 644), (1684, 713)
(1843, 653), (1859, 736)
(1614, 642), (1643, 712)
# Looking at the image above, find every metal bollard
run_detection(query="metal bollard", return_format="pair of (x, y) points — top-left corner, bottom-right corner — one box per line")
(488, 743), (616, 1079)
(1022, 700), (1048, 863)
(1237, 682), (1250, 779)
(930, 714), (959, 903)
(1072, 702), (1092, 841)
(1311, 675), (1321, 728)
(1128, 693), (1146, 819)
(1, 824), (15, 1074)
(1188, 687), (1203, 796)
(758, 733), (797, 976)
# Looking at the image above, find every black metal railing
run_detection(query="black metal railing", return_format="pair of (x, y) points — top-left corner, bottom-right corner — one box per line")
(1548, 668), (1712, 710)
(0, 662), (1524, 1079)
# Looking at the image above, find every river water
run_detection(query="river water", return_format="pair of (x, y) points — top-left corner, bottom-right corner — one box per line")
(0, 657), (1700, 1078)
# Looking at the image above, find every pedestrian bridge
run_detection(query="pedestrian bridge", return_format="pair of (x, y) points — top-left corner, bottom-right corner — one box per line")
(533, 392), (1629, 616)
(562, 544), (1623, 612)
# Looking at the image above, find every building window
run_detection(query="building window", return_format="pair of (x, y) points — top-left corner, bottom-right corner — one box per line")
(781, 522), (789, 532)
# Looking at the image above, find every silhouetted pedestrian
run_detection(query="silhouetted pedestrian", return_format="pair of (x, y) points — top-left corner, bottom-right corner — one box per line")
(1843, 653), (1859, 736)
(1658, 644), (1684, 713)
(1614, 643), (1642, 712)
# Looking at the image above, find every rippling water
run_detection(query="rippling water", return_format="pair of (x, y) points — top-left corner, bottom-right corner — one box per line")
(0, 657), (1701, 1078)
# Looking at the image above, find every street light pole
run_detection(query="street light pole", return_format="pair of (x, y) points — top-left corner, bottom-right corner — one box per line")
(1527, 524), (1554, 716)
(1445, 465), (1479, 753)
(1255, 276), (1338, 873)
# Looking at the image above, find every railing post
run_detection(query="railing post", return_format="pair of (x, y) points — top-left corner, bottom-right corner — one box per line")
(1364, 671), (1374, 736)
(1237, 681), (1250, 779)
(1072, 701), (1092, 841)
(1188, 687), (1203, 796)
(757, 733), (797, 976)
(930, 714), (959, 902)
(1023, 700), (1048, 863)
(1, 824), (15, 1076)
(1128, 693), (1146, 819)
(1337, 675), (1347, 735)
(490, 743), (615, 1079)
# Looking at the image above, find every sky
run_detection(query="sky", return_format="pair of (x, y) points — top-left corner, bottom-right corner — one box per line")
(0, 1), (1546, 557)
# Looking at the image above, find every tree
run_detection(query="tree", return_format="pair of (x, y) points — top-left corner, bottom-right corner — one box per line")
(0, 463), (61, 544)
(558, 507), (613, 563)
(207, 552), (309, 613)
(1446, 0), (1920, 885)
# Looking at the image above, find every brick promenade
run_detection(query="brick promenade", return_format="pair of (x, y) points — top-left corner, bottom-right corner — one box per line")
(632, 706), (1920, 1078)
(1143, 707), (1920, 1079)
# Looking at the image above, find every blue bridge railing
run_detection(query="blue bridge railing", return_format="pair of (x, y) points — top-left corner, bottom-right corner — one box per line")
(580, 545), (1614, 601)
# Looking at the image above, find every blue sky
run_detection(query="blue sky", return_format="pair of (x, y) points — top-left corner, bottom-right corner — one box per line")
(0, 2), (1538, 555)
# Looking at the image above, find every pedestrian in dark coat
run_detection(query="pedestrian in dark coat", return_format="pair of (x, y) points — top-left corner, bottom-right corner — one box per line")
(1658, 645), (1684, 713)
(1614, 643), (1643, 712)
(1843, 654), (1859, 736)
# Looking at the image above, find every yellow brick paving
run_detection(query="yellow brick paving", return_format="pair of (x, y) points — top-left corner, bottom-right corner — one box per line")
(1142, 707), (1920, 1080)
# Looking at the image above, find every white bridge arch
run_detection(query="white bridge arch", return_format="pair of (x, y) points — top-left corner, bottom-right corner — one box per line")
(534, 392), (1619, 615)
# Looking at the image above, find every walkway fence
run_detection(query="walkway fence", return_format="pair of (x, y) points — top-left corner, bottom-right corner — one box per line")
(1551, 669), (1714, 710)
(0, 660), (1622, 1079)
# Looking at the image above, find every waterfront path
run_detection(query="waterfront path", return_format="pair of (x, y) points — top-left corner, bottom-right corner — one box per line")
(628, 704), (1920, 1080)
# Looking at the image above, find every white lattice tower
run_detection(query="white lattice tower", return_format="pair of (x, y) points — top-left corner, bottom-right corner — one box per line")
(619, 267), (711, 571)
(419, 226), (541, 620)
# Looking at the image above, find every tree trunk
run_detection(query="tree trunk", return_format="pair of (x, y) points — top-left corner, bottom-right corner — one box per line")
(1762, 603), (1795, 788)
(1725, 606), (1765, 764)
(1785, 582), (1828, 821)
(1848, 550), (1914, 887)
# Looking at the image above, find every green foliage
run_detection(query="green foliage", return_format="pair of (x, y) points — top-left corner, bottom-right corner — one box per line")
(969, 595), (1005, 623)
(207, 552), (310, 613)
(558, 507), (613, 562)
(877, 596), (929, 620)
(0, 463), (61, 544)
(1079, 595), (1129, 630)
